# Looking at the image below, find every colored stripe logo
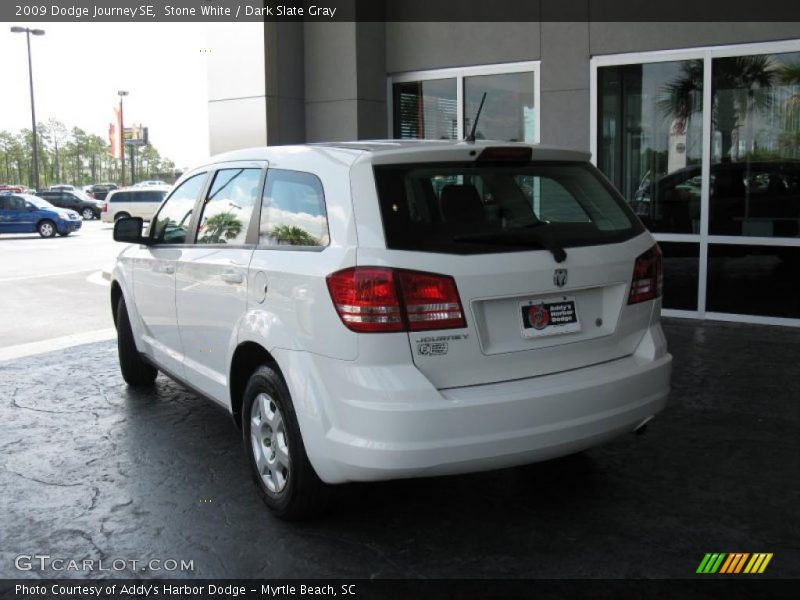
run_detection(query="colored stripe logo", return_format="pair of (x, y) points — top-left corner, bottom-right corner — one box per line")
(697, 553), (773, 574)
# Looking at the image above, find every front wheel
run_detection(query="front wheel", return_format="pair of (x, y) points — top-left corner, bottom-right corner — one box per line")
(116, 297), (157, 386)
(243, 365), (328, 519)
(38, 220), (56, 238)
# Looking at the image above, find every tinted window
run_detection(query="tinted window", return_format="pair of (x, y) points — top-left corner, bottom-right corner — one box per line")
(373, 161), (641, 254)
(259, 170), (329, 247)
(195, 169), (261, 245)
(2, 196), (26, 210)
(150, 174), (206, 244)
(110, 192), (130, 203)
(143, 191), (167, 203)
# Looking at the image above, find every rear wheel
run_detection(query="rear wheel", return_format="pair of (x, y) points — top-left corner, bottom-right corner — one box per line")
(81, 207), (95, 220)
(242, 365), (328, 519)
(114, 212), (130, 221)
(37, 220), (56, 238)
(116, 297), (157, 386)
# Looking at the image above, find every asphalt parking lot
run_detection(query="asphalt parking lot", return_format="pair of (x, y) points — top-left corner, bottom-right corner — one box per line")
(1, 317), (798, 579)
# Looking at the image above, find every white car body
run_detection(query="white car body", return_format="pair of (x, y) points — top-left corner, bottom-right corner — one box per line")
(101, 186), (171, 223)
(111, 140), (671, 489)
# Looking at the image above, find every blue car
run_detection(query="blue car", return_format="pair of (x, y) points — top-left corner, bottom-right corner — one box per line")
(0, 193), (82, 238)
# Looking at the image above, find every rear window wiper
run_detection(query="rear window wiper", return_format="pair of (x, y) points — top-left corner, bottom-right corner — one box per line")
(453, 228), (567, 263)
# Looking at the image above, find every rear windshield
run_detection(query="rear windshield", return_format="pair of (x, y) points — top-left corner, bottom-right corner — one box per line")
(373, 161), (643, 254)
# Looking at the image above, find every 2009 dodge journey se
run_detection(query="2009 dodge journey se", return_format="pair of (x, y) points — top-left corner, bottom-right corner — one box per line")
(110, 140), (672, 518)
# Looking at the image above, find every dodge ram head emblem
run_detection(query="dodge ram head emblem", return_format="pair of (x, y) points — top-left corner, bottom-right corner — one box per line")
(553, 268), (568, 288)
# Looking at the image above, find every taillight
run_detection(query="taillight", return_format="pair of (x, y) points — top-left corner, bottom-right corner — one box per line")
(327, 267), (467, 333)
(628, 244), (663, 304)
(101, 202), (107, 212)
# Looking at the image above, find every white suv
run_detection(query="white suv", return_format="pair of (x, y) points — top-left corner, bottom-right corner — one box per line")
(110, 141), (671, 518)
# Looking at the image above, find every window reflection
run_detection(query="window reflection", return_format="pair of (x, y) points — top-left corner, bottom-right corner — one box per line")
(598, 60), (704, 234)
(710, 53), (800, 237)
(464, 72), (535, 142)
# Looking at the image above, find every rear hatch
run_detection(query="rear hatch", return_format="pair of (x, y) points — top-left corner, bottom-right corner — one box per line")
(363, 149), (658, 389)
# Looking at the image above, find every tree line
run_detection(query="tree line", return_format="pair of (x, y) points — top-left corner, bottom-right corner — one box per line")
(0, 119), (177, 188)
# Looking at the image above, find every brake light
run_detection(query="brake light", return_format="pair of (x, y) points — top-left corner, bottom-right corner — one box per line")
(101, 202), (107, 212)
(327, 267), (467, 333)
(628, 245), (663, 304)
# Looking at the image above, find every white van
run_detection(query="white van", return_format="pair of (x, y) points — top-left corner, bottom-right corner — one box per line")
(101, 186), (170, 223)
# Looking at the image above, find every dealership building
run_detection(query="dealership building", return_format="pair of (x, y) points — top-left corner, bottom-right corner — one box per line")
(206, 19), (800, 326)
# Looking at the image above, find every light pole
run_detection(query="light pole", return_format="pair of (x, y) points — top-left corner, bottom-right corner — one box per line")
(10, 26), (45, 191)
(118, 90), (128, 186)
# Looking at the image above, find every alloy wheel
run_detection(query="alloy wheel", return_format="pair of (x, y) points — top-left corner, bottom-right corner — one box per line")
(250, 392), (291, 494)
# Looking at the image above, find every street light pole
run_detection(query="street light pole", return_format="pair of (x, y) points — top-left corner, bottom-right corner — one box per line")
(118, 90), (128, 186)
(10, 27), (45, 191)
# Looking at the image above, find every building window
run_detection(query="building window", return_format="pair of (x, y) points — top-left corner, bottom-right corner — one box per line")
(710, 52), (800, 237)
(598, 60), (704, 234)
(592, 40), (800, 326)
(390, 62), (540, 143)
(393, 79), (457, 140)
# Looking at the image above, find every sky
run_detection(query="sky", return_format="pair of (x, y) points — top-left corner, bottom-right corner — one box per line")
(0, 23), (210, 169)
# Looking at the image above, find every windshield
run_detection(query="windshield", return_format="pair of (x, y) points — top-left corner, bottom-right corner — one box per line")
(73, 190), (94, 201)
(26, 196), (53, 209)
(373, 161), (643, 254)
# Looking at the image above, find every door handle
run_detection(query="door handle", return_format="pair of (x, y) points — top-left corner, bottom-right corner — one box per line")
(221, 271), (244, 285)
(158, 264), (175, 274)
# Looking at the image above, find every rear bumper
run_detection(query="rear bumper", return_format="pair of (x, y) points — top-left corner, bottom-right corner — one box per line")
(280, 327), (672, 484)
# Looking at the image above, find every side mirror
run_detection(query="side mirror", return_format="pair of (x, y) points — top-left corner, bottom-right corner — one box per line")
(113, 216), (149, 245)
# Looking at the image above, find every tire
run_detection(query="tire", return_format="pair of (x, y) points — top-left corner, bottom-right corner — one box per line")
(37, 219), (56, 238)
(81, 207), (95, 220)
(114, 212), (130, 222)
(243, 365), (328, 519)
(58, 231), (71, 237)
(116, 297), (158, 387)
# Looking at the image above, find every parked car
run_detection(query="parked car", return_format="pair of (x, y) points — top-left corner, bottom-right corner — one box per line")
(49, 184), (75, 192)
(86, 183), (118, 201)
(133, 179), (168, 188)
(632, 160), (800, 236)
(101, 187), (169, 223)
(110, 141), (672, 518)
(0, 193), (81, 237)
(0, 184), (27, 193)
(36, 189), (103, 220)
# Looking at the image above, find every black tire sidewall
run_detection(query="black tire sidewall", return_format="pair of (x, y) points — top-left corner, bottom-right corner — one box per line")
(116, 296), (157, 386)
(242, 366), (314, 516)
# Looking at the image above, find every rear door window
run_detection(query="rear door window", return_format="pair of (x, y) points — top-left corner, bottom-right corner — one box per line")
(373, 161), (642, 254)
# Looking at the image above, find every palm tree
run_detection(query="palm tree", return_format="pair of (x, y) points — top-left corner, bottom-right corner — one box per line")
(269, 225), (320, 246)
(199, 212), (243, 244)
(659, 56), (776, 161)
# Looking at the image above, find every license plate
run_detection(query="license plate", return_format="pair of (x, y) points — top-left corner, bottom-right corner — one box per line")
(520, 296), (580, 339)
